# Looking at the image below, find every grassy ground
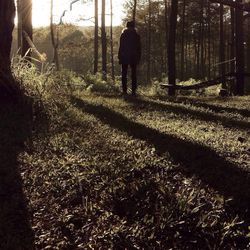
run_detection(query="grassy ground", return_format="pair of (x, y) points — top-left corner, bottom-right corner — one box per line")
(1, 90), (250, 249)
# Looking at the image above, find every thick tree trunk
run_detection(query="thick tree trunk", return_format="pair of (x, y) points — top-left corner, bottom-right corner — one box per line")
(167, 0), (178, 96)
(0, 0), (17, 97)
(94, 0), (98, 74)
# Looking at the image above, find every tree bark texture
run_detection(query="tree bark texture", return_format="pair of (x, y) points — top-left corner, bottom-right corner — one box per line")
(0, 0), (17, 97)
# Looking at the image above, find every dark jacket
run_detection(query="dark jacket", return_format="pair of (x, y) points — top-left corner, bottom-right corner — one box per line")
(118, 28), (141, 65)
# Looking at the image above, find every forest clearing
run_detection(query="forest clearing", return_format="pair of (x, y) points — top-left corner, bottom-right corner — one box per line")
(1, 0), (250, 249)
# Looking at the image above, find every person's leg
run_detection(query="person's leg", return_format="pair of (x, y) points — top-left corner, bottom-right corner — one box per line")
(122, 64), (128, 94)
(131, 64), (137, 95)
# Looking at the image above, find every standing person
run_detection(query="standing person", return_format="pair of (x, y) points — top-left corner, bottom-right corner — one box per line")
(118, 21), (141, 96)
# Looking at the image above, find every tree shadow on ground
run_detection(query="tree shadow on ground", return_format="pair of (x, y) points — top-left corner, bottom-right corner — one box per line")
(124, 96), (250, 131)
(169, 96), (250, 118)
(71, 97), (250, 222)
(0, 100), (34, 250)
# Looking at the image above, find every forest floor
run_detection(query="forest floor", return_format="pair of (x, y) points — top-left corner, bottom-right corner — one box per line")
(1, 92), (250, 249)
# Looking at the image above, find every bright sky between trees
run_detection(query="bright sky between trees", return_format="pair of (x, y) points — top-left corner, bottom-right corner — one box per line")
(31, 0), (125, 27)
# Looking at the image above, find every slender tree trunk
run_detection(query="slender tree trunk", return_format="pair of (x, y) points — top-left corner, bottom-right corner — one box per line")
(200, 0), (205, 78)
(235, 0), (245, 95)
(180, 0), (186, 81)
(110, 0), (115, 80)
(219, 4), (226, 88)
(196, 32), (200, 78)
(147, 0), (152, 84)
(94, 0), (98, 74)
(21, 0), (33, 59)
(0, 0), (18, 97)
(50, 0), (59, 70)
(164, 0), (169, 74)
(133, 0), (137, 23)
(168, 0), (178, 96)
(101, 0), (107, 80)
(207, 1), (211, 79)
(230, 7), (235, 74)
(247, 20), (250, 76)
(17, 0), (22, 52)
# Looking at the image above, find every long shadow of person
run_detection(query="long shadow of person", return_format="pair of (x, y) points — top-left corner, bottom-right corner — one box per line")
(0, 99), (34, 249)
(71, 97), (250, 224)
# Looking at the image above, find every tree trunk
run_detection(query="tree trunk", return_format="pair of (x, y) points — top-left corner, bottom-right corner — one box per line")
(167, 0), (178, 96)
(180, 0), (186, 81)
(235, 0), (245, 95)
(110, 0), (115, 80)
(147, 0), (152, 84)
(50, 0), (60, 71)
(94, 0), (98, 74)
(207, 1), (211, 79)
(17, 0), (22, 52)
(164, 0), (169, 74)
(0, 0), (18, 97)
(230, 7), (235, 74)
(200, 0), (205, 78)
(21, 0), (33, 59)
(101, 0), (107, 80)
(219, 4), (226, 88)
(133, 0), (137, 23)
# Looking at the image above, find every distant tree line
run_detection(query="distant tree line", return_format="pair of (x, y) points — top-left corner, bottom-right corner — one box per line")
(124, 0), (250, 95)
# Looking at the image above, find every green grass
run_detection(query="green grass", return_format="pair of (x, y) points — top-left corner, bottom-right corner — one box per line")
(2, 61), (250, 249)
(14, 88), (249, 249)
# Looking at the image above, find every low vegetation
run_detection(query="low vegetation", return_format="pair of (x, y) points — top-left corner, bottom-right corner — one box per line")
(2, 62), (249, 249)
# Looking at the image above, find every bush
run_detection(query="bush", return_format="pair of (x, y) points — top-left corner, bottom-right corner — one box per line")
(84, 73), (120, 94)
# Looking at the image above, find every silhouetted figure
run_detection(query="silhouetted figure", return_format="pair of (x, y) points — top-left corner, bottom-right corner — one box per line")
(118, 21), (141, 96)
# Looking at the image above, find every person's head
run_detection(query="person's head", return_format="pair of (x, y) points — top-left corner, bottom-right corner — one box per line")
(126, 21), (135, 29)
